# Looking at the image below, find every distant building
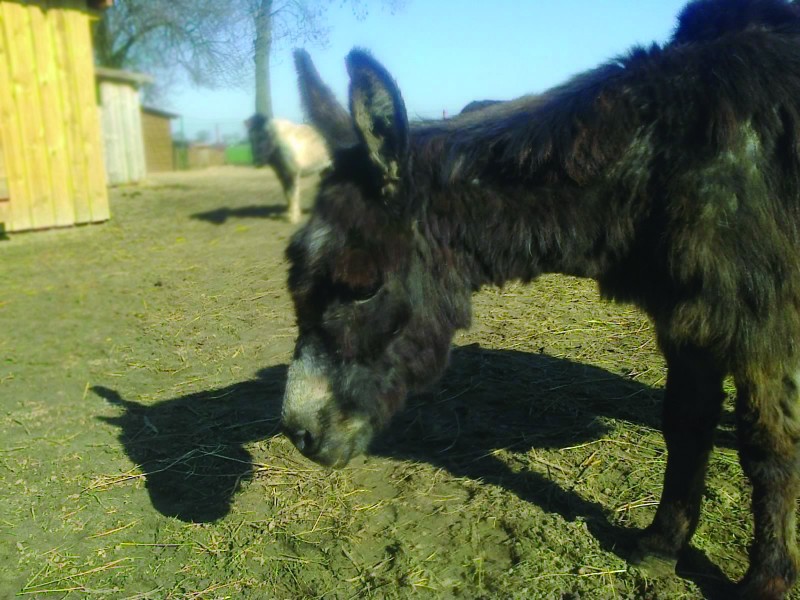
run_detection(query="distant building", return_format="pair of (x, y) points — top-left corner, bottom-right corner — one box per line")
(187, 144), (227, 170)
(95, 67), (152, 185)
(141, 107), (179, 173)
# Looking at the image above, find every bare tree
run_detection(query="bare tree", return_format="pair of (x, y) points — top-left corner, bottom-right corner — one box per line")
(94, 0), (407, 111)
(251, 0), (332, 118)
(253, 1), (274, 118)
(249, 0), (406, 118)
(93, 0), (251, 91)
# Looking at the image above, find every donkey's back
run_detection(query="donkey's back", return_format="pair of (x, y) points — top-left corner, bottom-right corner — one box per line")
(271, 119), (330, 176)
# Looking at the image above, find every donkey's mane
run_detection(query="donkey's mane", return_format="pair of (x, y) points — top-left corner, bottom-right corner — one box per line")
(411, 61), (633, 185)
(672, 0), (800, 44)
(410, 0), (800, 187)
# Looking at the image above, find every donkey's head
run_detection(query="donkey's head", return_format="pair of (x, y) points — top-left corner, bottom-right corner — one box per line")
(281, 50), (470, 467)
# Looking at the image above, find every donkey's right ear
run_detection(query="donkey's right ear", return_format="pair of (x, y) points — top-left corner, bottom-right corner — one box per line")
(294, 49), (358, 150)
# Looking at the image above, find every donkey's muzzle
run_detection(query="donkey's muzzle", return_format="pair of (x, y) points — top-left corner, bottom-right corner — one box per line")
(283, 427), (319, 457)
(282, 425), (354, 468)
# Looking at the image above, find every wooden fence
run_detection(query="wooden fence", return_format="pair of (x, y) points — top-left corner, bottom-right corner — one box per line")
(0, 0), (109, 233)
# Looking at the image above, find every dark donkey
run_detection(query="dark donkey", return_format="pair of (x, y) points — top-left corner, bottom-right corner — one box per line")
(281, 0), (800, 597)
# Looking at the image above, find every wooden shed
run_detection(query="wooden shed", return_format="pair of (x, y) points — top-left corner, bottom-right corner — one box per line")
(0, 0), (111, 233)
(95, 66), (150, 185)
(187, 143), (226, 170)
(141, 106), (178, 173)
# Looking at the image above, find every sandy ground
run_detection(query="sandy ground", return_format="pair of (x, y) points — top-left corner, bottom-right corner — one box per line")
(0, 166), (782, 599)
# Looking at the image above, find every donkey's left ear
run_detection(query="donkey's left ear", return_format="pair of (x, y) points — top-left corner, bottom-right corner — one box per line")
(295, 49), (357, 150)
(346, 49), (409, 198)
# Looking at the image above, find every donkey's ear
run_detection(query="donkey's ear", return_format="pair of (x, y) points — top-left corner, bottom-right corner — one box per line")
(346, 49), (409, 197)
(294, 49), (358, 150)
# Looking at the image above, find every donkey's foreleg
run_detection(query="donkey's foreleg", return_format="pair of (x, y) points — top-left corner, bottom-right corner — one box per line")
(633, 345), (725, 574)
(735, 369), (800, 600)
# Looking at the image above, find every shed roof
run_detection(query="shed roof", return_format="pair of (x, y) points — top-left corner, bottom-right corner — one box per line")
(142, 106), (180, 119)
(95, 67), (153, 87)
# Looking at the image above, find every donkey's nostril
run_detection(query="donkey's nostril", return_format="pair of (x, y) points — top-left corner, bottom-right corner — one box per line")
(286, 428), (316, 454)
(302, 430), (316, 453)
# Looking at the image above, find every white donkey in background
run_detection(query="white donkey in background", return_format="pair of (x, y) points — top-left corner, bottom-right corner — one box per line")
(246, 114), (330, 224)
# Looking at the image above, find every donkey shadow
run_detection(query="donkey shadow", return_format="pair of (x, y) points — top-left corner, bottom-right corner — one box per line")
(372, 344), (735, 598)
(93, 366), (286, 523)
(93, 344), (735, 598)
(190, 204), (287, 224)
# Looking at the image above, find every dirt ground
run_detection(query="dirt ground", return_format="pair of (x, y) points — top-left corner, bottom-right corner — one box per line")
(0, 166), (790, 599)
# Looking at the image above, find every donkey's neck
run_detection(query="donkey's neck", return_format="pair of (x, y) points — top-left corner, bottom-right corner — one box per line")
(408, 87), (647, 292)
(420, 176), (625, 292)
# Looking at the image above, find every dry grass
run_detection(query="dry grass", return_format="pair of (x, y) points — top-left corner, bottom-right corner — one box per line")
(0, 167), (788, 599)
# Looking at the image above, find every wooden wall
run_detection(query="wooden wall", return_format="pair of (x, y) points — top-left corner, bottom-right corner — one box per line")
(98, 77), (146, 185)
(187, 144), (226, 170)
(141, 108), (175, 173)
(0, 0), (109, 233)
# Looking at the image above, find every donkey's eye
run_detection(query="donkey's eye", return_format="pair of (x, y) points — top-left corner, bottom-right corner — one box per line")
(333, 281), (382, 304)
(330, 247), (382, 304)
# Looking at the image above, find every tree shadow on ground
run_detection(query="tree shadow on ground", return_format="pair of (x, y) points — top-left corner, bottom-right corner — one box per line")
(93, 344), (736, 598)
(190, 204), (287, 224)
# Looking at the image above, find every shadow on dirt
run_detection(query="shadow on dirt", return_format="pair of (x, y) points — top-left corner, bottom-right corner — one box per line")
(93, 343), (736, 598)
(93, 365), (286, 523)
(373, 344), (735, 599)
(190, 204), (287, 224)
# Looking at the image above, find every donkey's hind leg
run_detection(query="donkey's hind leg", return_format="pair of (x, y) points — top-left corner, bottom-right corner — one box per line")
(735, 368), (800, 600)
(287, 175), (302, 224)
(268, 144), (302, 223)
(633, 344), (725, 574)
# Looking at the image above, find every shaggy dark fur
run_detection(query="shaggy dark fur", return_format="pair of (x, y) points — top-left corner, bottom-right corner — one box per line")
(283, 1), (800, 597)
(459, 99), (502, 114)
(246, 113), (270, 168)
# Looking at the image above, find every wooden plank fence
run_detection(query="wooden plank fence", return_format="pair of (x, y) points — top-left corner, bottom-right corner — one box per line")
(0, 0), (109, 233)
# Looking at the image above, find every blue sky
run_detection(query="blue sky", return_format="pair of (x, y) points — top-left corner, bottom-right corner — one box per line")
(168, 1), (690, 142)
